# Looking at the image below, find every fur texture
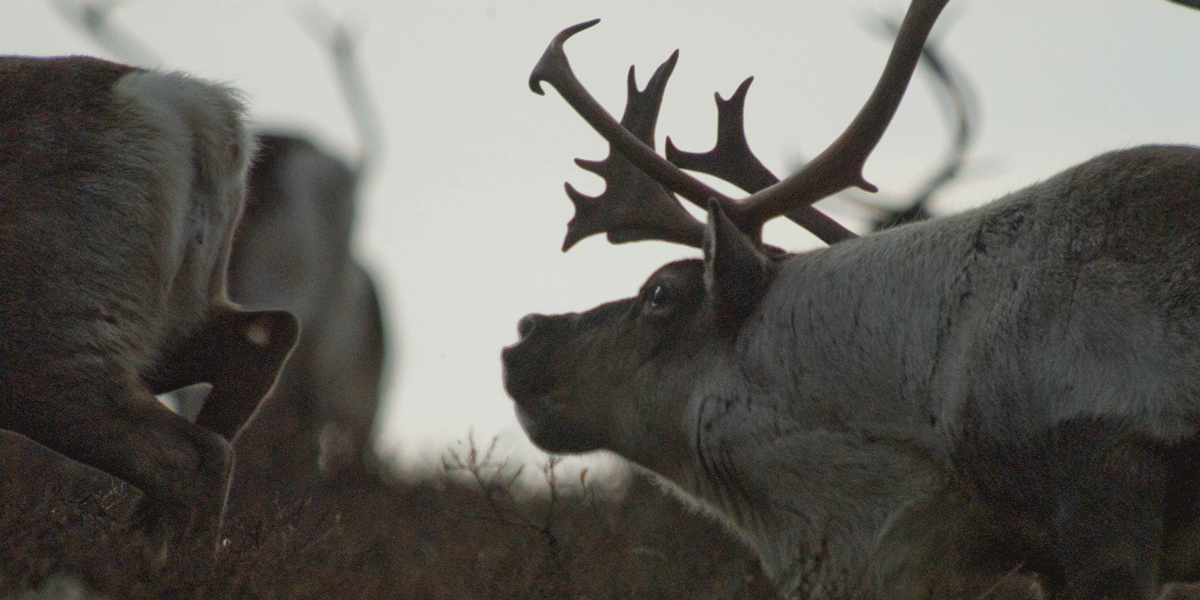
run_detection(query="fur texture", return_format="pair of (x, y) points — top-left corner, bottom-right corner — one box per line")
(0, 56), (298, 556)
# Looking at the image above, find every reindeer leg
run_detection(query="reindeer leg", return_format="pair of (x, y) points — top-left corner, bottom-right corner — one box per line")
(148, 308), (298, 441)
(1, 353), (232, 558)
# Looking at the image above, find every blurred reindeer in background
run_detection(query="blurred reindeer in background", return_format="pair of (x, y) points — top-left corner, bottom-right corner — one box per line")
(0, 56), (298, 557)
(227, 6), (389, 491)
(56, 0), (389, 493)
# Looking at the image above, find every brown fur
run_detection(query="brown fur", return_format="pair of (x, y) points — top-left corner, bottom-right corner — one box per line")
(0, 56), (297, 556)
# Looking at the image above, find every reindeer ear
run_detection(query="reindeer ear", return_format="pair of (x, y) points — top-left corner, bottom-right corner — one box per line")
(703, 199), (773, 334)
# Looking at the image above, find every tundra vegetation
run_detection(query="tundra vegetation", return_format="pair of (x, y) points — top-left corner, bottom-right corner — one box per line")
(0, 433), (777, 599)
(503, 0), (1200, 598)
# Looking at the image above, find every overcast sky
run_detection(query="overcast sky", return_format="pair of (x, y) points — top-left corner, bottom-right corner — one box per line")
(3, 0), (1200, 477)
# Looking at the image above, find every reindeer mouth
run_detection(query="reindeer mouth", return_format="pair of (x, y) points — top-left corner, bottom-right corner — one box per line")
(510, 394), (592, 455)
(501, 335), (561, 438)
(500, 344), (557, 449)
(501, 312), (570, 403)
(501, 328), (588, 453)
(503, 312), (611, 454)
(501, 341), (551, 402)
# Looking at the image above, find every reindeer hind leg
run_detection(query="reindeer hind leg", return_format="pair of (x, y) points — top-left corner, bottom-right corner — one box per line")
(1, 351), (233, 558)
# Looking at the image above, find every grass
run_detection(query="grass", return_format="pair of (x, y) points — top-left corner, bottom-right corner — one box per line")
(0, 430), (778, 600)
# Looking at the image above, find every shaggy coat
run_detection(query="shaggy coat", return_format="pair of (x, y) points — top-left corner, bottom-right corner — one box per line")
(0, 56), (297, 555)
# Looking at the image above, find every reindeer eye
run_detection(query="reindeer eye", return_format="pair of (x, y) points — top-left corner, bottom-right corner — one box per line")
(648, 285), (670, 309)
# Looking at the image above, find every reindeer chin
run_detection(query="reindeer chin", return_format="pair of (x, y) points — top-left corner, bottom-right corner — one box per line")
(514, 404), (541, 439)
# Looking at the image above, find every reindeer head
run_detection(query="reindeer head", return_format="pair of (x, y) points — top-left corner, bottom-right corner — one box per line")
(503, 0), (949, 468)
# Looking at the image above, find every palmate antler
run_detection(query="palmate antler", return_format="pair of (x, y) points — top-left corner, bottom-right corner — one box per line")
(561, 51), (701, 250)
(530, 0), (950, 249)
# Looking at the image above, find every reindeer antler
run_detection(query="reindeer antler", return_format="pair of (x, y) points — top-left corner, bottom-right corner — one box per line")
(52, 0), (160, 68)
(664, 78), (778, 195)
(532, 0), (949, 249)
(530, 20), (732, 236)
(669, 9), (974, 233)
(833, 12), (977, 230)
(294, 2), (383, 182)
(660, 77), (855, 244)
(563, 53), (704, 250)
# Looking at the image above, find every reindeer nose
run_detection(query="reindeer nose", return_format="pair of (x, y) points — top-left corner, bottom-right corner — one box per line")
(517, 314), (544, 340)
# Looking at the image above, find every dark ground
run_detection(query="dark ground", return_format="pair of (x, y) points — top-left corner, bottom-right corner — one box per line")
(0, 431), (779, 600)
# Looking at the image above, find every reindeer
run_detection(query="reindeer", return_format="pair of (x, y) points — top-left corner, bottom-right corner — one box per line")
(226, 9), (387, 485)
(229, 130), (387, 483)
(53, 1), (389, 482)
(0, 56), (298, 555)
(502, 1), (1200, 598)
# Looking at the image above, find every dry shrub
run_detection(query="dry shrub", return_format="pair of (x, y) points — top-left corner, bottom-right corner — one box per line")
(0, 431), (777, 600)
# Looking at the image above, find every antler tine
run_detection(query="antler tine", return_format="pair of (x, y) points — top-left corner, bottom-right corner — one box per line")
(844, 12), (976, 231)
(664, 79), (858, 244)
(665, 78), (779, 194)
(52, 0), (161, 68)
(883, 15), (975, 227)
(735, 0), (951, 234)
(294, 2), (383, 183)
(531, 21), (738, 231)
(562, 54), (706, 250)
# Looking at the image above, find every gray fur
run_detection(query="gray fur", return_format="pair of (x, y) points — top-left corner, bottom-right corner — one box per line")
(227, 134), (386, 484)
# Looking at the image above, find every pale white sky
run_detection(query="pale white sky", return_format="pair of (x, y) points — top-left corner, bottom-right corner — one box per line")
(3, 0), (1200, 477)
